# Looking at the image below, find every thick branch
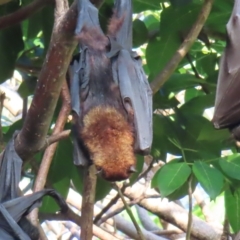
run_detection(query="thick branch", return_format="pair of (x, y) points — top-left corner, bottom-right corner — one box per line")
(14, 1), (78, 160)
(150, 0), (213, 94)
(39, 211), (119, 240)
(0, 0), (54, 30)
(124, 185), (221, 240)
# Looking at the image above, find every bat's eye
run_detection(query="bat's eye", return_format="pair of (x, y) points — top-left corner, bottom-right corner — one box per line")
(96, 166), (103, 175)
(128, 165), (137, 174)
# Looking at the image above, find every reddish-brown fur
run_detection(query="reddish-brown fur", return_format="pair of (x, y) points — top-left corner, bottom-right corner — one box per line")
(81, 105), (136, 181)
(76, 26), (109, 51)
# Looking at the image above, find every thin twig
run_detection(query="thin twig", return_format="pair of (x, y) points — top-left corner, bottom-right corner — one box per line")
(186, 174), (193, 240)
(116, 184), (146, 240)
(29, 81), (71, 225)
(150, 0), (214, 94)
(80, 165), (97, 240)
(40, 130), (71, 151)
(185, 53), (210, 94)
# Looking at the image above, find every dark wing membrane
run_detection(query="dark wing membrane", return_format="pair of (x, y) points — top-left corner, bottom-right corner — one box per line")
(109, 0), (153, 153)
(0, 133), (68, 238)
(213, 1), (240, 129)
(0, 132), (21, 203)
(75, 0), (103, 35)
(115, 51), (153, 153)
(70, 0), (105, 166)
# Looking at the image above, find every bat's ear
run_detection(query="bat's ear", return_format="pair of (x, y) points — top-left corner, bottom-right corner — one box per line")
(108, 0), (133, 50)
(75, 0), (103, 36)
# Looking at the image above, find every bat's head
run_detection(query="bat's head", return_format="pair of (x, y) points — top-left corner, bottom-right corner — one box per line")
(96, 163), (137, 182)
(81, 105), (136, 181)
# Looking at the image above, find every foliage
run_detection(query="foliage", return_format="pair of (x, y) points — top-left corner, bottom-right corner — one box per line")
(1, 0), (240, 237)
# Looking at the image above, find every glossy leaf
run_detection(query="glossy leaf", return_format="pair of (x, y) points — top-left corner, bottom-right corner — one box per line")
(157, 162), (191, 197)
(193, 161), (224, 200)
(133, 19), (148, 48)
(219, 155), (240, 180)
(225, 186), (240, 232)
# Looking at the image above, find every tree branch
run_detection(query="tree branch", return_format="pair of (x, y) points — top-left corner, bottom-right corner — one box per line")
(29, 81), (71, 226)
(150, 0), (214, 94)
(124, 184), (221, 240)
(41, 129), (71, 150)
(116, 184), (146, 240)
(14, 1), (78, 160)
(0, 0), (54, 30)
(80, 165), (97, 240)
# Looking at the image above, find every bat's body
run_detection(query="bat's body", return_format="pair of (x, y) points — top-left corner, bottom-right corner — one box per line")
(70, 0), (152, 181)
(73, 24), (136, 181)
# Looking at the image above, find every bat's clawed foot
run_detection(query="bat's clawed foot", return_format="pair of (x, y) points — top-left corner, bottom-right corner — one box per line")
(128, 165), (137, 174)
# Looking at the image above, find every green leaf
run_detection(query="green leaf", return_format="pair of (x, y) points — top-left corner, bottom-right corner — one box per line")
(157, 162), (191, 197)
(225, 186), (240, 232)
(146, 3), (200, 77)
(206, 0), (232, 34)
(196, 53), (217, 76)
(197, 118), (229, 142)
(95, 178), (112, 201)
(41, 5), (54, 50)
(133, 19), (148, 48)
(27, 11), (42, 39)
(219, 155), (240, 180)
(170, 0), (192, 7)
(133, 0), (161, 13)
(167, 174), (197, 201)
(151, 115), (182, 159)
(193, 161), (224, 200)
(71, 165), (84, 194)
(0, 2), (24, 82)
(18, 76), (37, 98)
(162, 73), (214, 95)
(48, 138), (73, 183)
(180, 94), (215, 116)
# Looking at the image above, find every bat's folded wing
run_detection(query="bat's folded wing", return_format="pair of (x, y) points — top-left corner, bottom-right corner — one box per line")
(3, 189), (68, 223)
(108, 0), (153, 153)
(212, 1), (240, 137)
(114, 50), (153, 153)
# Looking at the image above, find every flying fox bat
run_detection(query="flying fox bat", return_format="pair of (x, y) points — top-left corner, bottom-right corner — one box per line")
(0, 132), (68, 240)
(69, 0), (152, 181)
(212, 0), (240, 140)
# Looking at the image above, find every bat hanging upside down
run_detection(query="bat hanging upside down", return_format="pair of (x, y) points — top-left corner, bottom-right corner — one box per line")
(69, 0), (152, 181)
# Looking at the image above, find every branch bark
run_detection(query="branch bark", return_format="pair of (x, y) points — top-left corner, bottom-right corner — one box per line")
(124, 184), (221, 240)
(14, 1), (78, 160)
(29, 81), (71, 226)
(80, 165), (97, 240)
(150, 0), (214, 94)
